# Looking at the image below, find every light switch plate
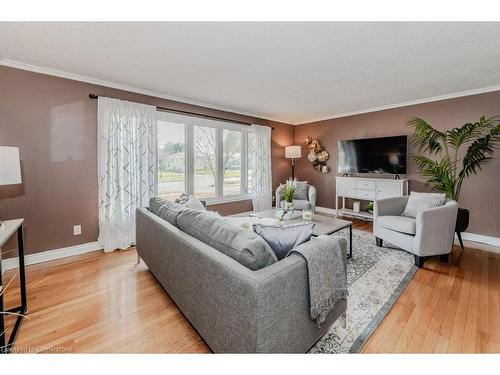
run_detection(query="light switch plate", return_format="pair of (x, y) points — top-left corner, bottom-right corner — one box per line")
(74, 225), (82, 235)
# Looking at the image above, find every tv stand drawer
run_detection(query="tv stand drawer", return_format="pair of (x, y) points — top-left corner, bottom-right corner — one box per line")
(354, 189), (375, 200)
(376, 181), (402, 199)
(355, 180), (375, 190)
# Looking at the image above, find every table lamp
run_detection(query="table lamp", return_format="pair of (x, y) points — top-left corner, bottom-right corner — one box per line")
(0, 146), (22, 227)
(285, 145), (302, 179)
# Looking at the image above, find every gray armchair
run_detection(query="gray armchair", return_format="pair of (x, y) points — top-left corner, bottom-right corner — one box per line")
(275, 184), (317, 212)
(373, 196), (458, 268)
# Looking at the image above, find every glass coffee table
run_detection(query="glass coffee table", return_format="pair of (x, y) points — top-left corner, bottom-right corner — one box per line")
(250, 209), (353, 258)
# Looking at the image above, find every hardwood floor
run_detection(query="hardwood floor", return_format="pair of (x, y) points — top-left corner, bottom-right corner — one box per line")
(2, 219), (499, 353)
(2, 250), (209, 353)
(363, 234), (500, 353)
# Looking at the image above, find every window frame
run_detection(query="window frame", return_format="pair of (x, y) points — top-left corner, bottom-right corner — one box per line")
(157, 111), (252, 205)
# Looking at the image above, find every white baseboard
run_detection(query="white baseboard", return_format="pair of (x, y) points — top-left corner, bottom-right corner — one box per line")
(458, 232), (500, 253)
(316, 206), (500, 251)
(1, 241), (102, 274)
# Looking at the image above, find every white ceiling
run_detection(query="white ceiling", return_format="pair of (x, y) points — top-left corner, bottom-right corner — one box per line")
(1, 22), (500, 124)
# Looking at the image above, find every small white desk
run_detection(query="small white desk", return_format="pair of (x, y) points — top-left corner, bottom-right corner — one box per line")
(0, 218), (27, 354)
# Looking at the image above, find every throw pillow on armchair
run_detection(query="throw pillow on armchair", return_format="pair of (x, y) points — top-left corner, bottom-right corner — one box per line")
(293, 181), (309, 200)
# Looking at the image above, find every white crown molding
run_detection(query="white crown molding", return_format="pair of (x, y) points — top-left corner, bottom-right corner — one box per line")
(0, 58), (274, 123)
(1, 241), (102, 274)
(316, 205), (500, 253)
(2, 58), (500, 125)
(297, 85), (500, 125)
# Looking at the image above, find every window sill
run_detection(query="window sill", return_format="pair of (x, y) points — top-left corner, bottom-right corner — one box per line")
(205, 195), (253, 206)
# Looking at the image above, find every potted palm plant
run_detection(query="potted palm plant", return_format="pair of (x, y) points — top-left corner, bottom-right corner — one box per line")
(407, 115), (500, 247)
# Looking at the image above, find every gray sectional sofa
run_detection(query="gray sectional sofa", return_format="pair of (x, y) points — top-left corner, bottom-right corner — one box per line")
(136, 201), (347, 353)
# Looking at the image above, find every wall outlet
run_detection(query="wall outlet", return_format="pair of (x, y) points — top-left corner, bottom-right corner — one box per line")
(73, 225), (82, 235)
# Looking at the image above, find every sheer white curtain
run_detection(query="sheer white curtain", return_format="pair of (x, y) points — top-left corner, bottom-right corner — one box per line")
(97, 97), (157, 252)
(250, 124), (272, 212)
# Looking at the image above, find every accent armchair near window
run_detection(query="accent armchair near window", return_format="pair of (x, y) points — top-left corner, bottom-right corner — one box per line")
(373, 196), (458, 268)
(275, 184), (317, 212)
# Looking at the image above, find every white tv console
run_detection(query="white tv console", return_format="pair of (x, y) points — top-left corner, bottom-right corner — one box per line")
(335, 176), (409, 220)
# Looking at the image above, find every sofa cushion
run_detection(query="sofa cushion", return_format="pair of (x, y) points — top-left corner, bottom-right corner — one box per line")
(294, 181), (308, 200)
(402, 191), (446, 218)
(177, 209), (277, 270)
(253, 223), (314, 260)
(292, 199), (312, 211)
(149, 197), (188, 227)
(378, 215), (417, 235)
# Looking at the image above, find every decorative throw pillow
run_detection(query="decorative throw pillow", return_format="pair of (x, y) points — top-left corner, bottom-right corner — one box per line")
(293, 181), (309, 200)
(149, 197), (188, 227)
(253, 223), (315, 260)
(175, 193), (206, 211)
(402, 191), (446, 218)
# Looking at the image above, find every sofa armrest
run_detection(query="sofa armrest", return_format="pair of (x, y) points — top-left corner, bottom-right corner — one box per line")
(307, 185), (317, 213)
(413, 200), (458, 256)
(251, 235), (347, 352)
(275, 184), (284, 207)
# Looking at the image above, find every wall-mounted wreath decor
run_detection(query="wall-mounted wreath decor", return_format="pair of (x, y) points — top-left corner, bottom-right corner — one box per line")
(305, 136), (330, 173)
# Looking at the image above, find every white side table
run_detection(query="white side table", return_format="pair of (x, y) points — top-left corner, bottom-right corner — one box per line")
(0, 218), (27, 354)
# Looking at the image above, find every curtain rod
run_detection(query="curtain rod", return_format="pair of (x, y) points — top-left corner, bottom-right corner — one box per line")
(89, 94), (274, 130)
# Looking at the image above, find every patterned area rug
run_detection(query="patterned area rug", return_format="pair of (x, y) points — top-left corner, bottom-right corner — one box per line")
(309, 228), (416, 353)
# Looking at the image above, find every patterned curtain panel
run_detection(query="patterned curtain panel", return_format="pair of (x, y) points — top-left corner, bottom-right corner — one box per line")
(250, 124), (272, 212)
(97, 97), (157, 252)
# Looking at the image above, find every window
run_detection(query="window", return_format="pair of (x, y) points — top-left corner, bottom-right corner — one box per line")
(223, 129), (242, 196)
(157, 119), (185, 202)
(157, 111), (254, 203)
(194, 125), (217, 199)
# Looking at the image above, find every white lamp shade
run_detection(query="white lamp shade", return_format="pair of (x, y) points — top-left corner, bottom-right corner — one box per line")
(285, 145), (302, 159)
(0, 146), (22, 185)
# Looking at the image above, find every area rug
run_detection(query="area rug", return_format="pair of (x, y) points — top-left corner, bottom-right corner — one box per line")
(309, 228), (416, 353)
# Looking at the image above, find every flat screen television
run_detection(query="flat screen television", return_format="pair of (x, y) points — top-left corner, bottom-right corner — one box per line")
(338, 135), (407, 175)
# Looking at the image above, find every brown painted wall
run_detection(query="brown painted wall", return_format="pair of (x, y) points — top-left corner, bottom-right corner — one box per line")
(294, 91), (500, 237)
(0, 66), (294, 255)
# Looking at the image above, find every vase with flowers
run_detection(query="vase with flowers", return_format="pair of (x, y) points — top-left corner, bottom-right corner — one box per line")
(279, 178), (297, 219)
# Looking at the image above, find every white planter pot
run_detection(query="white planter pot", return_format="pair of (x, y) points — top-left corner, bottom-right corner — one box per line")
(281, 201), (294, 212)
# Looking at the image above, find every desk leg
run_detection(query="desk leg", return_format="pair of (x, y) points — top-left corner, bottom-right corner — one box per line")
(0, 225), (27, 354)
(0, 249), (5, 351)
(348, 225), (353, 259)
(17, 226), (27, 312)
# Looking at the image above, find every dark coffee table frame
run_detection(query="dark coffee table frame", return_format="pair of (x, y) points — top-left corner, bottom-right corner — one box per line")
(312, 221), (353, 259)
